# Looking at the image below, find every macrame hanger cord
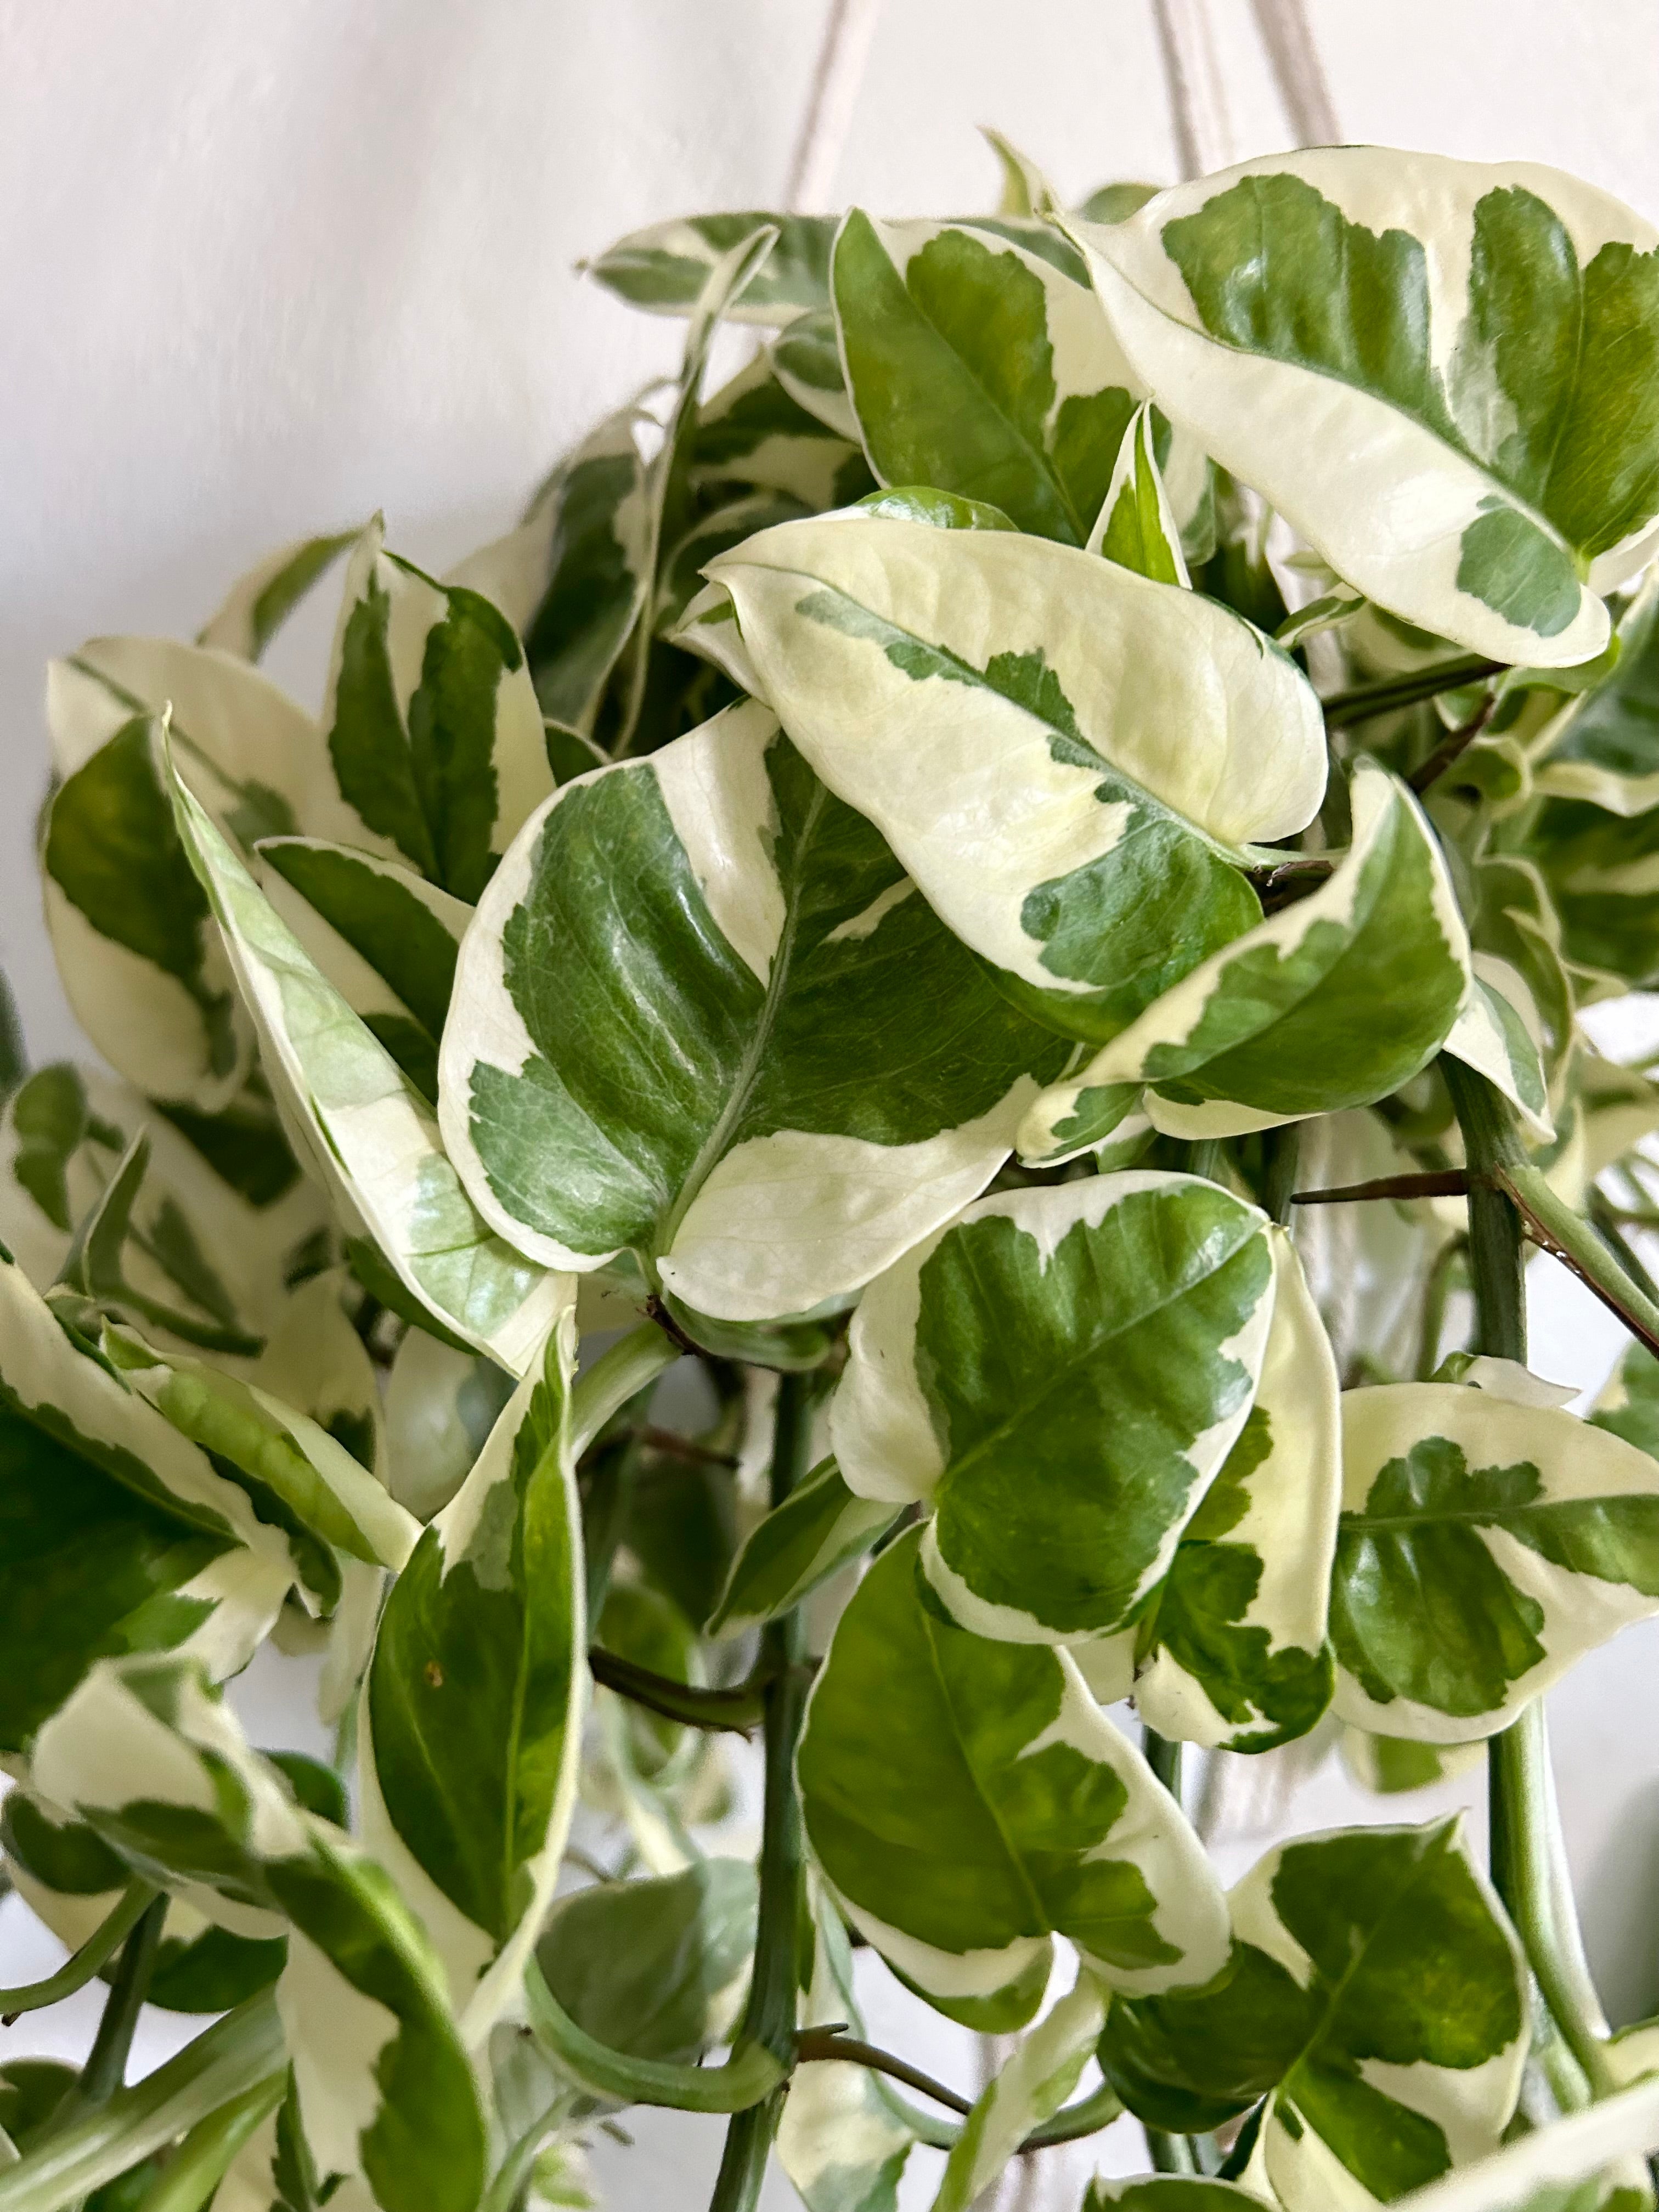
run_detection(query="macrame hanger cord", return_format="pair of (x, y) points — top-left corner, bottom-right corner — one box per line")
(783, 0), (886, 214)
(1249, 0), (1342, 146)
(1149, 0), (1236, 181)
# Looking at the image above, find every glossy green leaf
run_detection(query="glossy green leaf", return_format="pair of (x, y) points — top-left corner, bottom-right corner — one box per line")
(1078, 1228), (1340, 1752)
(30, 1655), (487, 2212)
(708, 512), (1324, 1042)
(0, 1246), (295, 1752)
(535, 1859), (757, 2067)
(932, 1971), (1105, 2212)
(1100, 1820), (1526, 2212)
(797, 1528), (1231, 2029)
(586, 210), (834, 322)
(1091, 400), (1190, 585)
(1081, 150), (1659, 664)
(322, 521), (553, 902)
(197, 532), (357, 663)
(1532, 793), (1659, 987)
(1022, 760), (1469, 1148)
(361, 1312), (584, 2039)
(832, 210), (1144, 544)
(168, 763), (569, 1375)
(256, 839), (469, 1105)
(451, 405), (653, 731)
(439, 697), (1068, 1321)
(706, 1455), (900, 1638)
(777, 1884), (914, 2212)
(1330, 1378), (1659, 1742)
(831, 1175), (1274, 1642)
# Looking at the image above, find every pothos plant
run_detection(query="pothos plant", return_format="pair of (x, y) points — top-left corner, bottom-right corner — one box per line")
(5, 126), (1659, 2212)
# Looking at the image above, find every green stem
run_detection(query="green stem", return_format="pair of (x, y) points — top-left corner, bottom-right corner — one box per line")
(1592, 1203), (1659, 1304)
(1505, 1162), (1659, 1363)
(1187, 1139), (1224, 1185)
(1147, 2126), (1200, 2174)
(1447, 1064), (1619, 2106)
(795, 2056), (1120, 2154)
(1143, 1727), (1183, 1807)
(569, 1326), (679, 1459)
(523, 1961), (785, 2113)
(0, 1996), (285, 2212)
(1322, 656), (1502, 728)
(0, 1882), (158, 2024)
(794, 2032), (972, 2117)
(709, 1374), (812, 2212)
(1262, 1122), (1301, 1228)
(130, 2074), (284, 2212)
(50, 1895), (167, 2126)
(478, 2097), (571, 2212)
(586, 1647), (777, 1733)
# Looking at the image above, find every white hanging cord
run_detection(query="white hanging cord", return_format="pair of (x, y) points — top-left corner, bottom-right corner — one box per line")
(1249, 0), (1342, 145)
(1149, 0), (1236, 182)
(783, 0), (885, 214)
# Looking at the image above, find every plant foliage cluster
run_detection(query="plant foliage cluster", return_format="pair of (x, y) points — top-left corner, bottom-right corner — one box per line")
(5, 129), (1659, 2212)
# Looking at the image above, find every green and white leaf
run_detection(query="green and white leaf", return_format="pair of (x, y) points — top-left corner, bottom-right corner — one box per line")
(706, 1455), (900, 1638)
(771, 308), (861, 441)
(0, 1245), (298, 1752)
(1085, 2183), (1271, 2209)
(382, 1327), (514, 1522)
(692, 349), (870, 509)
(1442, 953), (1555, 1142)
(1078, 1228), (1340, 1752)
(1099, 1820), (1527, 2212)
(585, 209), (835, 323)
(168, 765), (569, 1374)
(450, 405), (653, 730)
(440, 698), (1068, 1321)
(1330, 1380), (1659, 1742)
(1532, 793), (1659, 988)
(1590, 1341), (1659, 1460)
(778, 1885), (914, 2212)
(256, 838), (470, 1106)
(708, 512), (1324, 1041)
(322, 520), (554, 902)
(1090, 400), (1190, 585)
(1080, 150), (1659, 664)
(360, 1312), (584, 2040)
(1020, 760), (1469, 1149)
(535, 1858), (757, 2068)
(1387, 2075), (1659, 2212)
(831, 1175), (1274, 1643)
(198, 531), (357, 662)
(932, 1971), (1106, 2212)
(797, 1527), (1232, 2029)
(832, 210), (1175, 546)
(1533, 572), (1659, 814)
(656, 487), (815, 639)
(30, 1654), (487, 2211)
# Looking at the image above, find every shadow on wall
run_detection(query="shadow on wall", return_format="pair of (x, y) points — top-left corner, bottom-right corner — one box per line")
(1584, 1774), (1659, 2029)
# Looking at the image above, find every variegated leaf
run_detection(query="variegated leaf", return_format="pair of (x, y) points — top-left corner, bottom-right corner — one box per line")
(1591, 1341), (1659, 1460)
(0, 1062), (322, 1358)
(706, 1456), (900, 1638)
(585, 209), (836, 323)
(198, 532), (357, 662)
(656, 488), (814, 640)
(1079, 1228), (1339, 1751)
(797, 1527), (1231, 2029)
(1020, 760), (1469, 1149)
(439, 698), (1068, 1322)
(256, 839), (470, 1106)
(1533, 571), (1659, 816)
(692, 349), (871, 510)
(1100, 1821), (1527, 2212)
(360, 1310), (584, 2040)
(1532, 789), (1659, 988)
(1080, 150), (1659, 664)
(30, 1655), (487, 2212)
(168, 764), (568, 1375)
(0, 1245), (295, 1752)
(932, 1971), (1105, 2212)
(382, 1326), (514, 1522)
(831, 1175), (1274, 1643)
(1331, 1378), (1659, 1742)
(1442, 954), (1554, 1142)
(449, 405), (653, 730)
(833, 210), (1160, 546)
(1084, 2183), (1268, 2209)
(707, 512), (1324, 1041)
(771, 307), (861, 442)
(777, 1885), (914, 2212)
(1090, 399), (1190, 585)
(323, 521), (554, 901)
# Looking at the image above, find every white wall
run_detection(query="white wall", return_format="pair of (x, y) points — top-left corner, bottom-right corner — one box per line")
(3, 4), (1659, 2203)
